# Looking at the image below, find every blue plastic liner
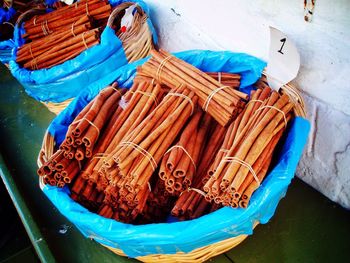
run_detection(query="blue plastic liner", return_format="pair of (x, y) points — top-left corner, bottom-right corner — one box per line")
(0, 39), (14, 63)
(0, 7), (15, 24)
(42, 50), (310, 258)
(0, 7), (15, 64)
(9, 0), (157, 103)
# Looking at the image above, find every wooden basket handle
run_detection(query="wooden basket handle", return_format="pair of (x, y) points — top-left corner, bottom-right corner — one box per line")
(107, 2), (145, 29)
(15, 7), (47, 26)
(37, 130), (55, 168)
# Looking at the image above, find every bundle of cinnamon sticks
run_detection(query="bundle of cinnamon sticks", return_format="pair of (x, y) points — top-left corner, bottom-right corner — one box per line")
(16, 0), (155, 70)
(159, 111), (211, 196)
(1, 0), (58, 41)
(141, 178), (176, 223)
(171, 122), (226, 220)
(83, 76), (164, 188)
(100, 84), (197, 221)
(37, 149), (80, 186)
(61, 85), (125, 160)
(38, 61), (295, 224)
(38, 84), (125, 187)
(16, 0), (110, 69)
(204, 87), (293, 208)
(132, 67), (241, 204)
(23, 0), (111, 40)
(138, 49), (248, 126)
(70, 77), (166, 222)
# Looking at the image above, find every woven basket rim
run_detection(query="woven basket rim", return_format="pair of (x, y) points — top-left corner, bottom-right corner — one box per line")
(107, 1), (146, 28)
(102, 225), (257, 262)
(262, 70), (306, 118)
(15, 7), (47, 26)
(40, 98), (74, 115)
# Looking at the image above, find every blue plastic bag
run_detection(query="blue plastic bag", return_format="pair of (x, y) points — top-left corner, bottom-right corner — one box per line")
(0, 7), (15, 64)
(43, 50), (310, 258)
(0, 7), (15, 24)
(9, 0), (157, 103)
(0, 39), (14, 63)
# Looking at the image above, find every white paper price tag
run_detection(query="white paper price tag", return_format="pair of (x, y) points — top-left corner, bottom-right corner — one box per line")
(266, 27), (300, 91)
(121, 5), (136, 32)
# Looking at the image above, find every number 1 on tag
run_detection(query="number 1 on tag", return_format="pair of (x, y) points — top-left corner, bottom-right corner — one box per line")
(278, 38), (286, 54)
(266, 27), (300, 91)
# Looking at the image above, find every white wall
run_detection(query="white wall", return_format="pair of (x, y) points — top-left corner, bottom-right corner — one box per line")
(145, 0), (350, 208)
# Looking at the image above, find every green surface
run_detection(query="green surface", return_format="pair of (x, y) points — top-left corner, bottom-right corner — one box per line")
(0, 63), (349, 262)
(0, 180), (38, 263)
(0, 153), (54, 263)
(1, 246), (38, 263)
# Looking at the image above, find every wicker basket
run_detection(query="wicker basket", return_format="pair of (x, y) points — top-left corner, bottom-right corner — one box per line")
(37, 72), (306, 262)
(39, 99), (72, 115)
(102, 232), (253, 262)
(14, 2), (154, 115)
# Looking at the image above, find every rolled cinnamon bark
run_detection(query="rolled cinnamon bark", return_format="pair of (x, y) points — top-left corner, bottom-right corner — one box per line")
(17, 23), (93, 62)
(174, 138), (195, 179)
(228, 102), (294, 193)
(73, 86), (114, 137)
(236, 129), (284, 198)
(167, 109), (202, 172)
(158, 50), (247, 100)
(23, 29), (99, 68)
(140, 49), (247, 126)
(142, 59), (231, 126)
(82, 90), (121, 149)
(115, 90), (197, 212)
(203, 88), (295, 209)
(23, 14), (94, 40)
(104, 81), (159, 156)
(23, 1), (110, 34)
(98, 81), (162, 175)
(25, 0), (103, 27)
(35, 39), (99, 69)
(116, 88), (193, 169)
(126, 94), (196, 178)
(191, 196), (210, 219)
(218, 94), (290, 189)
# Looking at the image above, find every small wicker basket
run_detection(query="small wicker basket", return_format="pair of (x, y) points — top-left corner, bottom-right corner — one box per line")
(15, 2), (154, 115)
